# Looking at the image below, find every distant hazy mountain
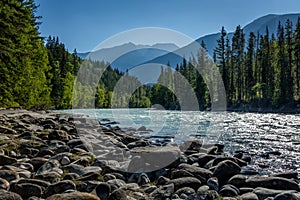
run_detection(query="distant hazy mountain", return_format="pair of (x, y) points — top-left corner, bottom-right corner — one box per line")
(78, 13), (300, 71)
(149, 13), (300, 67)
(198, 13), (300, 56)
(77, 42), (179, 71)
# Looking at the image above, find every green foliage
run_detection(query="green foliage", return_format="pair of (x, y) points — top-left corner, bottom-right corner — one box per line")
(0, 0), (51, 108)
(213, 18), (300, 109)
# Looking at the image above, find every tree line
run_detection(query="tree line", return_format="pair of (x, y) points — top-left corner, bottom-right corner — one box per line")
(1, 0), (299, 111)
(213, 20), (300, 110)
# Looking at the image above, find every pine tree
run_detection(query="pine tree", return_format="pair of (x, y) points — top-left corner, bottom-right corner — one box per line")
(277, 21), (288, 105)
(285, 19), (294, 101)
(231, 25), (245, 104)
(294, 17), (300, 98)
(245, 32), (256, 102)
(214, 27), (229, 93)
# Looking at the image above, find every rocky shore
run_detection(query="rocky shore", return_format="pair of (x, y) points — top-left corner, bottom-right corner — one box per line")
(0, 108), (299, 200)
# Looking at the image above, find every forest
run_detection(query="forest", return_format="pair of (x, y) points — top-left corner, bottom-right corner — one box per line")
(1, 0), (300, 111)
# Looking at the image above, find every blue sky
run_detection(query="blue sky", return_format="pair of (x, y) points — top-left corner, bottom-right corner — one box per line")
(36, 0), (300, 52)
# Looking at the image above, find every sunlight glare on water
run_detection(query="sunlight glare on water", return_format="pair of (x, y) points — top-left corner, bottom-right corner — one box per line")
(63, 109), (300, 174)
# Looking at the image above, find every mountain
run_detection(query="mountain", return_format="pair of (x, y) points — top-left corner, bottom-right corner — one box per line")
(149, 13), (300, 67)
(78, 13), (300, 71)
(77, 42), (179, 71)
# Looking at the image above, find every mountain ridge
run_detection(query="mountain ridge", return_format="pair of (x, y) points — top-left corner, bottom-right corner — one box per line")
(78, 13), (300, 71)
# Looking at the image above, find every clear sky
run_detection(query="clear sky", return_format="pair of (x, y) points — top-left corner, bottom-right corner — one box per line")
(35, 0), (300, 52)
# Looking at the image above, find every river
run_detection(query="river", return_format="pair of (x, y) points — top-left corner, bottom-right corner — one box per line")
(61, 109), (300, 175)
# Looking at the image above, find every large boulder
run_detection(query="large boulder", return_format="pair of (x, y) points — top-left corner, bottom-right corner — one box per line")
(253, 187), (298, 199)
(212, 160), (241, 185)
(128, 145), (181, 172)
(178, 163), (213, 182)
(246, 176), (299, 191)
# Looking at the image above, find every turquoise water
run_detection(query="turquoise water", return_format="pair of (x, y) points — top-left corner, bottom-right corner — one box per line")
(62, 108), (226, 144)
(60, 109), (300, 174)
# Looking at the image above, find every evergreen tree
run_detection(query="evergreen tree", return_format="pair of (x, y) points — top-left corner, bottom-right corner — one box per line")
(0, 0), (51, 108)
(277, 21), (288, 105)
(231, 25), (245, 103)
(214, 27), (229, 93)
(294, 17), (300, 98)
(245, 32), (256, 102)
(285, 19), (294, 101)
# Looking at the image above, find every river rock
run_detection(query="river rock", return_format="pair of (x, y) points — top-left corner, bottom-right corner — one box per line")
(129, 146), (181, 172)
(246, 176), (299, 190)
(0, 170), (19, 182)
(150, 183), (174, 199)
(16, 178), (50, 191)
(170, 169), (194, 179)
(178, 163), (213, 182)
(46, 191), (100, 200)
(106, 179), (126, 191)
(34, 171), (61, 183)
(95, 182), (111, 200)
(228, 175), (247, 188)
(167, 177), (201, 191)
(0, 155), (17, 165)
(63, 173), (80, 180)
(0, 178), (9, 190)
(0, 189), (22, 200)
(207, 177), (219, 191)
(11, 183), (43, 199)
(13, 162), (34, 172)
(36, 148), (55, 157)
(61, 156), (71, 165)
(175, 187), (196, 197)
(213, 160), (241, 185)
(274, 192), (300, 200)
(36, 159), (62, 176)
(138, 173), (150, 186)
(107, 189), (127, 200)
(49, 130), (70, 141)
(30, 157), (49, 170)
(77, 171), (101, 181)
(271, 172), (298, 179)
(219, 184), (239, 197)
(63, 164), (86, 175)
(102, 174), (116, 181)
(212, 157), (247, 167)
(240, 192), (259, 200)
(44, 180), (76, 198)
(91, 181), (106, 193)
(253, 187), (298, 199)
(156, 176), (170, 186)
(196, 185), (219, 200)
(196, 154), (216, 167)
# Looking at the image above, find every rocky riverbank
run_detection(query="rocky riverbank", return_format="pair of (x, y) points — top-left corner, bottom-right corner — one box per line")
(0, 108), (299, 200)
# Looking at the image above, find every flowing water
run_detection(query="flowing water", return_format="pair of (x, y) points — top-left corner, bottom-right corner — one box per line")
(61, 109), (300, 175)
